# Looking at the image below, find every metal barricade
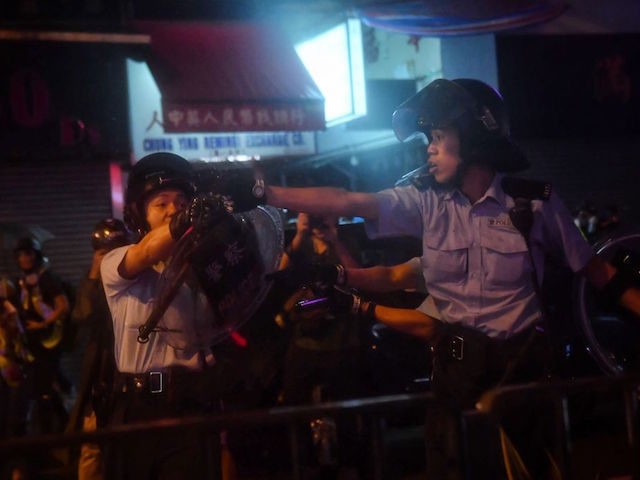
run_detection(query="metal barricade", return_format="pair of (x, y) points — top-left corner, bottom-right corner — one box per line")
(1, 376), (639, 479)
(471, 375), (640, 479)
(0, 392), (435, 479)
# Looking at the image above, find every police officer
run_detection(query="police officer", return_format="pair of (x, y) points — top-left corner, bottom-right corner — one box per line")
(100, 153), (237, 479)
(253, 78), (640, 477)
(261, 77), (639, 364)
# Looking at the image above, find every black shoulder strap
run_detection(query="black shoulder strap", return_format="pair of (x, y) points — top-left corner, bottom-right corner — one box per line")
(501, 176), (555, 380)
(502, 176), (552, 238)
(501, 176), (552, 202)
(503, 175), (555, 348)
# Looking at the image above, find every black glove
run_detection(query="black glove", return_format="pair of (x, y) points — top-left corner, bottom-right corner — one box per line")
(328, 286), (377, 320)
(169, 193), (226, 240)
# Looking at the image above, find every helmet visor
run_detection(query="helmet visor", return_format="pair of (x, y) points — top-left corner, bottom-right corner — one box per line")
(392, 79), (476, 142)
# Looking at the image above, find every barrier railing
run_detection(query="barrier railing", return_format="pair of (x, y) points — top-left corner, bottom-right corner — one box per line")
(1, 375), (639, 479)
(0, 392), (435, 479)
(471, 375), (640, 479)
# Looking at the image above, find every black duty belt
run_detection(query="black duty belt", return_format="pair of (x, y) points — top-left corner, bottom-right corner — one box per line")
(437, 323), (545, 362)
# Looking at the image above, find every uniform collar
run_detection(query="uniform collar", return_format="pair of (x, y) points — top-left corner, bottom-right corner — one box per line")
(442, 172), (506, 205)
(484, 173), (508, 207)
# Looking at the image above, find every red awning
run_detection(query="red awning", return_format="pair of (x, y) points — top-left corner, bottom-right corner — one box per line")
(133, 20), (325, 133)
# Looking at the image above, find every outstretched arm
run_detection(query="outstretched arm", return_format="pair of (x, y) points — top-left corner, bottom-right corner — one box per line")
(265, 185), (380, 220)
(345, 258), (423, 293)
(352, 296), (438, 343)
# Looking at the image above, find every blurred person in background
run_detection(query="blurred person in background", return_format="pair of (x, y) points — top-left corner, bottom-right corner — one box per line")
(276, 212), (365, 479)
(0, 277), (32, 438)
(13, 237), (71, 434)
(65, 218), (133, 480)
(10, 237), (72, 477)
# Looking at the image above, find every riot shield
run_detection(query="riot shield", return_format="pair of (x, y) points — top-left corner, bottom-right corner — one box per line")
(140, 205), (284, 347)
(574, 230), (640, 375)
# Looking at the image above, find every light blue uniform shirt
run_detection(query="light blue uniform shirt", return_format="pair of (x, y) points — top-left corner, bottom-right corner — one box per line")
(366, 173), (593, 339)
(101, 245), (218, 373)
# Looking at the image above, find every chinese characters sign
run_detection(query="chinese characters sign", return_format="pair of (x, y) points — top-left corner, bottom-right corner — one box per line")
(162, 102), (325, 133)
(128, 59), (316, 160)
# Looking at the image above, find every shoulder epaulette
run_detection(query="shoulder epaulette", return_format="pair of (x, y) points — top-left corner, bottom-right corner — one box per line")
(501, 176), (552, 201)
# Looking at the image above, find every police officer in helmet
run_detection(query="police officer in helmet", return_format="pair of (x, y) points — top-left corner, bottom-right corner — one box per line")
(392, 78), (529, 185)
(253, 78), (640, 477)
(100, 152), (237, 479)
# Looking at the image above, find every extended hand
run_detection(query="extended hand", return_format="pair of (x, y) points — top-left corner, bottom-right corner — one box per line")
(291, 285), (376, 322)
(332, 286), (376, 319)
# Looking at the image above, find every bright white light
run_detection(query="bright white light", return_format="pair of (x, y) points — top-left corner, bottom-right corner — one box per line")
(295, 19), (367, 127)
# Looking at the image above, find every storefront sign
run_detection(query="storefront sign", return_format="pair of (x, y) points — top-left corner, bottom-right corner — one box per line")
(163, 102), (317, 133)
(128, 59), (316, 161)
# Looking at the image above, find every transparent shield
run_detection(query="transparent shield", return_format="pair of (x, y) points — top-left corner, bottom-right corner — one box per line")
(150, 205), (284, 348)
(574, 230), (640, 375)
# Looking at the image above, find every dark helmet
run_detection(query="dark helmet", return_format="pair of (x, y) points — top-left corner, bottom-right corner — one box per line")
(392, 78), (529, 173)
(13, 237), (43, 258)
(124, 152), (196, 235)
(91, 218), (134, 251)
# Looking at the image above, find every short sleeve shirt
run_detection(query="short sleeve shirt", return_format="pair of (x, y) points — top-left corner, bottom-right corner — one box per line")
(365, 173), (593, 339)
(101, 245), (218, 373)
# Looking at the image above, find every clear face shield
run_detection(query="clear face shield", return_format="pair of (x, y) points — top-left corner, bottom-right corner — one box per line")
(391, 79), (477, 142)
